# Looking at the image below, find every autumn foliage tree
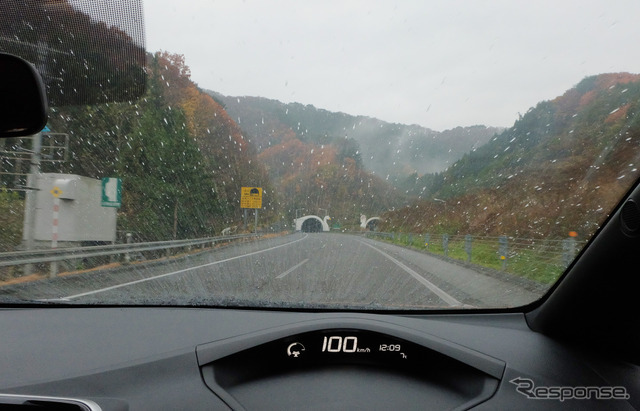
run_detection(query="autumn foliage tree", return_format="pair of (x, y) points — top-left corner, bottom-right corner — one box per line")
(153, 52), (275, 223)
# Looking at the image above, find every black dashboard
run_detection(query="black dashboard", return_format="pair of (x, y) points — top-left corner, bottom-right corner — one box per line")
(0, 307), (636, 410)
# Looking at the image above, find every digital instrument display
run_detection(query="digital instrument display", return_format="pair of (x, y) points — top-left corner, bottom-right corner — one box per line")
(277, 329), (416, 365)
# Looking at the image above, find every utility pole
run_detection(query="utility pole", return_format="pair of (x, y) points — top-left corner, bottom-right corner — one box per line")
(23, 132), (42, 275)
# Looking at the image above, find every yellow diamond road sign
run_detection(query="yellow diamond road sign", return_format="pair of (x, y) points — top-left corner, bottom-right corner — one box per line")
(241, 187), (262, 209)
(50, 186), (62, 198)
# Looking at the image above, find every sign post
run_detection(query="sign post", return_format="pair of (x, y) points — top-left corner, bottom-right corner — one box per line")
(240, 187), (263, 233)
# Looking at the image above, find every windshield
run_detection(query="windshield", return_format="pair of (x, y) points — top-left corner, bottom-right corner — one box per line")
(1, 0), (639, 310)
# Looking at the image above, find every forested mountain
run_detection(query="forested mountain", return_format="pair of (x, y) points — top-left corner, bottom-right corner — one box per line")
(381, 73), (640, 239)
(209, 93), (501, 178)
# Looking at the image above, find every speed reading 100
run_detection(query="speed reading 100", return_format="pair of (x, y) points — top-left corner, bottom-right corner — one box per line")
(322, 335), (359, 353)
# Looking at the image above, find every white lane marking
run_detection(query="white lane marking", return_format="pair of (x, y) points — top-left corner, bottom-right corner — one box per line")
(276, 258), (309, 279)
(359, 240), (461, 307)
(63, 234), (309, 300)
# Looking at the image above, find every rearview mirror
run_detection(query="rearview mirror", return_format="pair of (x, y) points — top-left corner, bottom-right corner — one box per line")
(0, 53), (48, 138)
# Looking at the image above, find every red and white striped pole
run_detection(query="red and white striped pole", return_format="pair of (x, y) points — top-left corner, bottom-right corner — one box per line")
(52, 197), (59, 248)
(50, 186), (61, 277)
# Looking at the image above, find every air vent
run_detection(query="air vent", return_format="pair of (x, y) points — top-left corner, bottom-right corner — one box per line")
(620, 199), (640, 235)
(0, 394), (100, 411)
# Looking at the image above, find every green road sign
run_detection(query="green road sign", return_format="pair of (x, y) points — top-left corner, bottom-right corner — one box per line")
(101, 177), (122, 207)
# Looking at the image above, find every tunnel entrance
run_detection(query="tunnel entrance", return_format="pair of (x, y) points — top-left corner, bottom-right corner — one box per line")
(301, 218), (323, 232)
(366, 219), (379, 231)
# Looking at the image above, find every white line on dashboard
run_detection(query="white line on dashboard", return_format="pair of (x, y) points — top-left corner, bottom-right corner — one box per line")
(61, 234), (309, 300)
(276, 258), (309, 279)
(359, 240), (461, 307)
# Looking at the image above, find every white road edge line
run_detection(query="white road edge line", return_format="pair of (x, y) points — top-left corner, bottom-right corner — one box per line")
(276, 258), (309, 279)
(62, 234), (309, 300)
(359, 240), (462, 307)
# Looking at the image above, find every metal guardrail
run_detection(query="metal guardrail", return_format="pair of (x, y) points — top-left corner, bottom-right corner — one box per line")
(364, 231), (587, 272)
(0, 233), (259, 268)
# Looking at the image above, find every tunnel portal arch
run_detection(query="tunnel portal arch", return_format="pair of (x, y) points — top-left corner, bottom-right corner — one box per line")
(295, 215), (330, 232)
(365, 217), (380, 231)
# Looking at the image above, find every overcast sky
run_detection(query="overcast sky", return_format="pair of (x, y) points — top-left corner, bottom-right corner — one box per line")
(143, 0), (640, 131)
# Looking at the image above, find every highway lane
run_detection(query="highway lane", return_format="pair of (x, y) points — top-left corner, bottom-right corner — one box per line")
(0, 233), (541, 309)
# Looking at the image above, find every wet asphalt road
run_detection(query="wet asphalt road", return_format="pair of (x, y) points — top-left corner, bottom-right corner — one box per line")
(0, 233), (541, 309)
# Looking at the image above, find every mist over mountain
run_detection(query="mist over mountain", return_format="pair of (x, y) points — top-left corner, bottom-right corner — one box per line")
(206, 92), (501, 178)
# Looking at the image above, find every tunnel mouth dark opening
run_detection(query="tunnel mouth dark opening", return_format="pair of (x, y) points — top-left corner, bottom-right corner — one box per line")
(301, 218), (323, 233)
(366, 220), (378, 231)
